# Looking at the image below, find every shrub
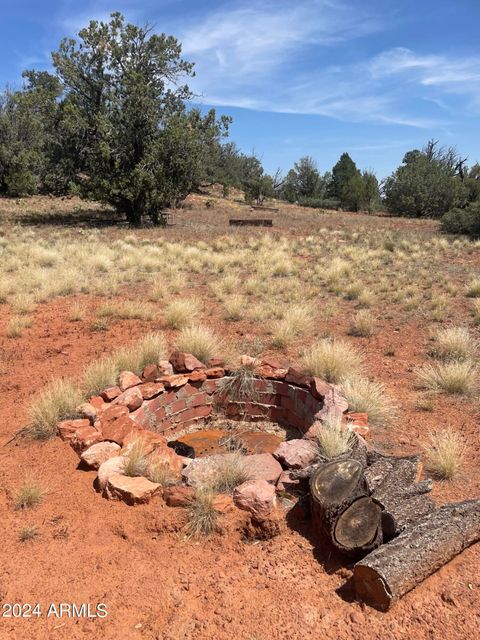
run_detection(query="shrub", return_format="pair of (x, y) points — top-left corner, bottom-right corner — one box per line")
(424, 429), (465, 479)
(19, 526), (40, 542)
(340, 375), (397, 426)
(466, 278), (480, 298)
(416, 360), (477, 395)
(185, 490), (220, 537)
(123, 439), (148, 477)
(429, 326), (476, 361)
(174, 325), (220, 363)
(348, 310), (375, 337)
(83, 357), (118, 397)
(26, 378), (83, 440)
(218, 365), (256, 402)
(204, 453), (251, 494)
(441, 203), (480, 237)
(164, 299), (198, 329)
(15, 480), (46, 509)
(303, 338), (362, 383)
(316, 413), (355, 459)
(223, 295), (243, 321)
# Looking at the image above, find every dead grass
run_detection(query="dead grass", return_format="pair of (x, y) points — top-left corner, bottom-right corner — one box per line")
(123, 439), (149, 477)
(429, 326), (476, 361)
(316, 413), (355, 459)
(174, 325), (220, 364)
(6, 316), (32, 338)
(424, 429), (466, 479)
(26, 379), (83, 440)
(185, 490), (220, 537)
(19, 526), (40, 542)
(416, 360), (478, 395)
(15, 479), (46, 509)
(303, 338), (362, 383)
(340, 375), (397, 426)
(204, 453), (251, 494)
(164, 299), (198, 329)
(348, 310), (375, 337)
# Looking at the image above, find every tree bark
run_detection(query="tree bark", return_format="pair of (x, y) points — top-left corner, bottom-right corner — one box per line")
(354, 499), (480, 610)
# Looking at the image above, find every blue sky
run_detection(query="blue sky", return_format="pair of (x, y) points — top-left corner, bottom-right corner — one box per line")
(1, 0), (479, 178)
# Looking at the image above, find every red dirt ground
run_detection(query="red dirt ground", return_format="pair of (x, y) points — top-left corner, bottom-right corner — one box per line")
(0, 202), (478, 639)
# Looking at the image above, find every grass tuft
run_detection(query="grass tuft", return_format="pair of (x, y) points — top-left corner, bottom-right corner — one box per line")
(26, 379), (83, 440)
(416, 360), (477, 395)
(15, 480), (46, 509)
(316, 413), (355, 459)
(424, 429), (466, 479)
(185, 490), (220, 537)
(429, 326), (476, 361)
(340, 375), (397, 426)
(164, 299), (198, 329)
(174, 325), (220, 364)
(348, 310), (375, 337)
(19, 526), (40, 542)
(303, 338), (362, 383)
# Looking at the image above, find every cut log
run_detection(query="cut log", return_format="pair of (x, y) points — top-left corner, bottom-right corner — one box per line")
(354, 499), (480, 610)
(380, 492), (436, 538)
(310, 459), (382, 554)
(292, 434), (368, 482)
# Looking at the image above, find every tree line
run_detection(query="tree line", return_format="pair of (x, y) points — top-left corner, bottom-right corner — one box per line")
(0, 13), (478, 234)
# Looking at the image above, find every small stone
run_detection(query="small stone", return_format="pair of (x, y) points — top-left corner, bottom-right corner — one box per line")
(310, 377), (332, 400)
(240, 355), (258, 368)
(70, 425), (103, 454)
(97, 456), (127, 490)
(158, 374), (189, 388)
(169, 351), (206, 372)
(81, 441), (121, 469)
(89, 395), (107, 411)
(113, 386), (143, 411)
(273, 439), (320, 469)
(186, 370), (207, 383)
(98, 403), (130, 424)
(75, 402), (97, 424)
(233, 479), (276, 519)
(158, 360), (174, 376)
(243, 453), (283, 484)
(204, 367), (225, 378)
(102, 415), (138, 445)
(212, 494), (233, 513)
(57, 418), (90, 441)
(163, 485), (195, 507)
(207, 357), (224, 368)
(138, 382), (165, 400)
(100, 386), (122, 402)
(104, 473), (161, 504)
(121, 430), (167, 455)
(118, 371), (142, 391)
(142, 364), (160, 382)
(253, 364), (288, 380)
(285, 366), (311, 387)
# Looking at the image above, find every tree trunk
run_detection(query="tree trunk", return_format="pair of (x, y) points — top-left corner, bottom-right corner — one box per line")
(354, 500), (480, 610)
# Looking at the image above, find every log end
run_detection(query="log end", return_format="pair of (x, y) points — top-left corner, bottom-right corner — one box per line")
(353, 564), (393, 611)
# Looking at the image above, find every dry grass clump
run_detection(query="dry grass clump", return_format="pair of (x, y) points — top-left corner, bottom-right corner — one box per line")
(146, 462), (178, 487)
(83, 357), (118, 396)
(123, 439), (149, 477)
(218, 365), (256, 402)
(471, 299), (480, 325)
(11, 293), (36, 315)
(15, 479), (46, 509)
(271, 303), (313, 348)
(132, 332), (166, 371)
(174, 325), (220, 364)
(98, 300), (155, 321)
(303, 338), (362, 383)
(316, 413), (355, 459)
(424, 429), (466, 479)
(69, 301), (86, 322)
(164, 298), (198, 329)
(340, 375), (397, 427)
(26, 378), (83, 440)
(223, 294), (244, 321)
(18, 526), (40, 542)
(429, 326), (476, 361)
(204, 453), (251, 494)
(6, 316), (32, 338)
(416, 360), (477, 395)
(185, 490), (220, 537)
(465, 278), (480, 298)
(348, 310), (375, 337)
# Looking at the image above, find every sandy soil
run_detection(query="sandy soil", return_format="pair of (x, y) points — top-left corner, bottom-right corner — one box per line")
(0, 199), (478, 639)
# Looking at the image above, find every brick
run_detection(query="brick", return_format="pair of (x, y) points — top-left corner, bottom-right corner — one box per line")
(269, 406), (286, 422)
(188, 392), (208, 408)
(252, 379), (274, 393)
(272, 381), (291, 397)
(169, 399), (187, 415)
(201, 379), (222, 394)
(280, 395), (295, 413)
(256, 392), (278, 405)
(285, 410), (307, 431)
(177, 405), (212, 423)
(176, 383), (199, 399)
(156, 418), (173, 432)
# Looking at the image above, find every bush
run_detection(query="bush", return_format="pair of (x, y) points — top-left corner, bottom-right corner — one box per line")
(303, 338), (363, 383)
(416, 360), (477, 395)
(340, 375), (397, 427)
(441, 203), (480, 237)
(174, 325), (220, 363)
(424, 429), (465, 479)
(26, 378), (83, 440)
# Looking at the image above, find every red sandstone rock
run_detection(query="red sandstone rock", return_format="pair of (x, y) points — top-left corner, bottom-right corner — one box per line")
(310, 377), (332, 400)
(285, 366), (312, 387)
(104, 473), (160, 504)
(98, 404), (130, 424)
(233, 479), (277, 519)
(158, 360), (174, 376)
(254, 364), (288, 380)
(81, 441), (121, 469)
(121, 430), (167, 455)
(163, 485), (195, 507)
(89, 395), (107, 411)
(169, 351), (206, 373)
(240, 355), (258, 368)
(97, 456), (127, 490)
(204, 367), (225, 378)
(158, 374), (189, 388)
(207, 357), (225, 368)
(148, 446), (184, 476)
(261, 356), (284, 369)
(100, 386), (122, 402)
(243, 453), (283, 484)
(118, 371), (142, 391)
(57, 418), (91, 441)
(102, 415), (138, 445)
(70, 425), (103, 454)
(273, 439), (320, 470)
(142, 364), (160, 382)
(345, 411), (369, 427)
(113, 386), (143, 411)
(75, 402), (97, 424)
(315, 384), (349, 419)
(213, 494), (233, 513)
(138, 382), (165, 400)
(186, 370), (207, 383)
(276, 470), (300, 492)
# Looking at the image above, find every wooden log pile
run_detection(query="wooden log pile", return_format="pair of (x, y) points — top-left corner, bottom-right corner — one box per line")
(304, 442), (480, 610)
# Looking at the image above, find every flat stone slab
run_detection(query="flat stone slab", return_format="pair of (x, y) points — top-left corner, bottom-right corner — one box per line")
(104, 473), (161, 504)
